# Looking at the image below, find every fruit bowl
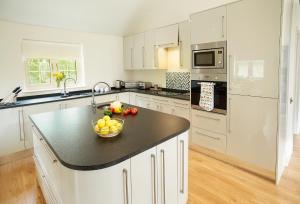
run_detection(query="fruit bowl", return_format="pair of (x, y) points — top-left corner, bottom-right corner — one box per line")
(92, 118), (124, 138)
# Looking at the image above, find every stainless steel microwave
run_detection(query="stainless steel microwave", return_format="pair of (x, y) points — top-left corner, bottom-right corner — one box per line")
(192, 41), (227, 74)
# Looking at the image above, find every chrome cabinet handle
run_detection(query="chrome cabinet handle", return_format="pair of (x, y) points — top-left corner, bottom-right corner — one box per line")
(228, 55), (233, 92)
(180, 140), (184, 193)
(18, 109), (24, 141)
(221, 16), (225, 38)
(228, 97), (232, 133)
(195, 114), (220, 121)
(151, 154), (157, 204)
(160, 149), (166, 204)
(195, 131), (220, 140)
(131, 48), (134, 68)
(173, 101), (188, 106)
(179, 40), (183, 67)
(142, 46), (145, 68)
(123, 169), (129, 204)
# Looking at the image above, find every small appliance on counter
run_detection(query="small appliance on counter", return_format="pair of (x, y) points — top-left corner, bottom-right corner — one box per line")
(138, 82), (152, 90)
(124, 81), (139, 89)
(114, 80), (125, 89)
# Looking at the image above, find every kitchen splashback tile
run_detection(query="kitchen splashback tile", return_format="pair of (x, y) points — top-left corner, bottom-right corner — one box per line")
(166, 72), (190, 90)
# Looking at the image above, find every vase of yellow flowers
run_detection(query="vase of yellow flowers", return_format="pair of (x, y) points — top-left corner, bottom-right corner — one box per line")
(52, 71), (65, 87)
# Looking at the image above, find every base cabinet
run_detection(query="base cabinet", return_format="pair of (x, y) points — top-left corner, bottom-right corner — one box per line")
(0, 107), (25, 157)
(131, 147), (157, 204)
(177, 132), (189, 204)
(33, 125), (189, 204)
(227, 95), (277, 171)
(157, 137), (178, 204)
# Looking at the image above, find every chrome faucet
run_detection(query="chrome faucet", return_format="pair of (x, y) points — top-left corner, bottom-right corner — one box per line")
(63, 78), (77, 97)
(91, 82), (111, 108)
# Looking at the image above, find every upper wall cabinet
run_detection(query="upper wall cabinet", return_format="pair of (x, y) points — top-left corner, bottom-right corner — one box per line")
(124, 33), (145, 70)
(144, 30), (156, 69)
(133, 33), (145, 69)
(227, 0), (281, 98)
(190, 6), (227, 44)
(179, 21), (191, 69)
(155, 24), (179, 47)
(124, 35), (134, 70)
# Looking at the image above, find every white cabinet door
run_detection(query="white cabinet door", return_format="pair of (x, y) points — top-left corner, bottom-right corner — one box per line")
(23, 102), (61, 149)
(177, 132), (189, 204)
(155, 24), (179, 46)
(118, 93), (130, 104)
(171, 106), (190, 120)
(63, 97), (90, 109)
(124, 36), (134, 70)
(0, 108), (25, 157)
(95, 94), (117, 104)
(133, 33), (145, 69)
(144, 30), (156, 69)
(158, 103), (172, 114)
(129, 92), (136, 105)
(157, 137), (178, 204)
(135, 96), (151, 109)
(179, 21), (191, 69)
(227, 0), (281, 98)
(190, 6), (226, 44)
(131, 147), (157, 204)
(228, 95), (278, 171)
(75, 160), (131, 204)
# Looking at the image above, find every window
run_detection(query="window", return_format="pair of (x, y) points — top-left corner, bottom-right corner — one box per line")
(25, 58), (78, 87)
(22, 40), (84, 91)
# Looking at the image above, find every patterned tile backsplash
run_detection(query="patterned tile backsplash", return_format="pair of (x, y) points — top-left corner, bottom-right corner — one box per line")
(166, 72), (190, 91)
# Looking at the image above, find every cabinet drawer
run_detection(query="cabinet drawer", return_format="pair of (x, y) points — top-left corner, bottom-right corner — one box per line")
(34, 156), (59, 204)
(152, 96), (170, 104)
(191, 110), (226, 134)
(32, 127), (61, 199)
(171, 99), (190, 109)
(191, 127), (226, 153)
(95, 94), (117, 104)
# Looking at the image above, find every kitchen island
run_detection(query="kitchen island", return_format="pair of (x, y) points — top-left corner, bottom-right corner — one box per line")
(30, 104), (190, 204)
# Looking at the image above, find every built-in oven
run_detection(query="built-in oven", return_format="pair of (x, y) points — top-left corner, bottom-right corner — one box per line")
(192, 41), (227, 76)
(191, 78), (227, 115)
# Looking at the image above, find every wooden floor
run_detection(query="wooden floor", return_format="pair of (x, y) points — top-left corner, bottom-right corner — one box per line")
(0, 137), (300, 204)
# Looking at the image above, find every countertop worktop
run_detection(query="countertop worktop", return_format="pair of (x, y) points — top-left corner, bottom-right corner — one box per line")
(30, 104), (190, 170)
(0, 88), (190, 110)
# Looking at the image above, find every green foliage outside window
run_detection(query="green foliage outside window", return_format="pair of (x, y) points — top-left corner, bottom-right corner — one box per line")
(26, 58), (77, 87)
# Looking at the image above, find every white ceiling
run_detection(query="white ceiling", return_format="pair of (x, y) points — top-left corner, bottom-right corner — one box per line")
(0, 0), (238, 36)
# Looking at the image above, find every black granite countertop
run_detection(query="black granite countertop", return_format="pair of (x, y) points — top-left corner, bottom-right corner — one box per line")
(0, 88), (190, 110)
(30, 104), (190, 170)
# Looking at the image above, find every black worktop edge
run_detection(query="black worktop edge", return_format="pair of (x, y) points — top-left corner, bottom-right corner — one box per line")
(30, 108), (190, 171)
(0, 88), (190, 110)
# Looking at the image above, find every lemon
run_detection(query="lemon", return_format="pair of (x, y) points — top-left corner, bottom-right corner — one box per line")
(103, 115), (111, 121)
(105, 120), (112, 127)
(110, 119), (118, 125)
(94, 125), (100, 133)
(116, 122), (123, 130)
(110, 125), (118, 133)
(97, 119), (105, 128)
(100, 126), (109, 135)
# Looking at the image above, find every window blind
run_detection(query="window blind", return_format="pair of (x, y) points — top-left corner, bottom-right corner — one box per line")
(22, 39), (82, 59)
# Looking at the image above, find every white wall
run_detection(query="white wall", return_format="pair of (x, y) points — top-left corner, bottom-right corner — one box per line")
(0, 20), (129, 98)
(126, 0), (239, 34)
